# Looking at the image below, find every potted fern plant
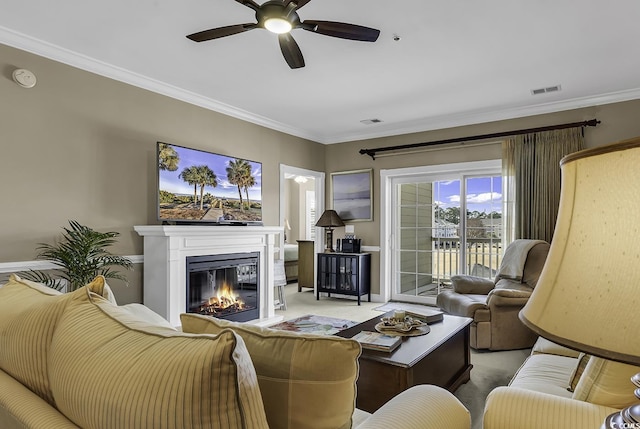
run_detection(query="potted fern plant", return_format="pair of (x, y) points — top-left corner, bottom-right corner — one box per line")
(21, 220), (133, 292)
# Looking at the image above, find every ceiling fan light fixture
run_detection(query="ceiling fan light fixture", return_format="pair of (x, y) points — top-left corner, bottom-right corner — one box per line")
(186, 0), (381, 69)
(264, 17), (292, 34)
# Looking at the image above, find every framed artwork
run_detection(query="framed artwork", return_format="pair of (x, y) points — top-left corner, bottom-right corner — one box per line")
(331, 169), (373, 222)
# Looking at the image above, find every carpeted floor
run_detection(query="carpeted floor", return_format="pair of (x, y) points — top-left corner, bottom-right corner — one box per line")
(456, 348), (529, 429)
(275, 283), (529, 429)
(275, 283), (381, 323)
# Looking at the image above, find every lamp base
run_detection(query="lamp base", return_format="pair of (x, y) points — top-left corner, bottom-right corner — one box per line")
(601, 374), (640, 428)
(324, 228), (335, 253)
(602, 405), (640, 429)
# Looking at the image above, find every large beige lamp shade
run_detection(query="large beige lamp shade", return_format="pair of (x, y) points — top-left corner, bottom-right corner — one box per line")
(520, 137), (640, 366)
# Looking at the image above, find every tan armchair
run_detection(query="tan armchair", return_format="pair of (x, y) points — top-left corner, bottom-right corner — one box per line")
(436, 239), (550, 351)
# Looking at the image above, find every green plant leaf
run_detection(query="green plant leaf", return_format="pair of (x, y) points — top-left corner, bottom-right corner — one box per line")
(18, 270), (66, 291)
(23, 220), (133, 292)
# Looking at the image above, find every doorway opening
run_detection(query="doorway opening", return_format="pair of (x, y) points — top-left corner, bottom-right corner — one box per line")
(279, 165), (325, 309)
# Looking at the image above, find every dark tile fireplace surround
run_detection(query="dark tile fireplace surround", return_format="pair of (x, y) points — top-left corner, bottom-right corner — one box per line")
(186, 252), (260, 323)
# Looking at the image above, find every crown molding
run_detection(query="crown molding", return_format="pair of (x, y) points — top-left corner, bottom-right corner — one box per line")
(0, 26), (323, 143)
(3, 25), (640, 146)
(318, 87), (640, 144)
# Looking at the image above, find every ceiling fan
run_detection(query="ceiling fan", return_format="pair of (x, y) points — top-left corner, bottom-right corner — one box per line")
(186, 0), (380, 69)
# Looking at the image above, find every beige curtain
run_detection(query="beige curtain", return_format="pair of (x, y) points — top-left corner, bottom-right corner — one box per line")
(502, 128), (584, 242)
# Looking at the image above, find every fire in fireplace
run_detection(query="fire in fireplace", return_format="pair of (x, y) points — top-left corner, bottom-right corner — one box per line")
(186, 252), (260, 322)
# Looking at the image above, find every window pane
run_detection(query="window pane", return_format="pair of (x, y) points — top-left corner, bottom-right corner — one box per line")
(400, 183), (417, 205)
(416, 206), (431, 227)
(399, 273), (417, 294)
(401, 228), (417, 250)
(417, 228), (432, 251)
(415, 183), (432, 205)
(417, 251), (433, 273)
(465, 176), (503, 277)
(400, 251), (416, 272)
(400, 206), (416, 227)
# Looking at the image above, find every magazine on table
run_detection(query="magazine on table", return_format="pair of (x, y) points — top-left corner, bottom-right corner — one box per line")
(352, 331), (402, 352)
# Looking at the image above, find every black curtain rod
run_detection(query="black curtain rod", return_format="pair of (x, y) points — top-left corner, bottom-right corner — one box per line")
(359, 119), (601, 159)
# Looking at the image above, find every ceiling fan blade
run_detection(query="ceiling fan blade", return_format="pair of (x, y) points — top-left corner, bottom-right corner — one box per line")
(302, 20), (380, 42)
(278, 33), (305, 69)
(186, 23), (257, 42)
(284, 0), (311, 10)
(235, 0), (261, 11)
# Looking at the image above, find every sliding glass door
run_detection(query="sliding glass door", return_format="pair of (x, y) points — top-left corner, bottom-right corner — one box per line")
(389, 163), (503, 304)
(463, 176), (503, 279)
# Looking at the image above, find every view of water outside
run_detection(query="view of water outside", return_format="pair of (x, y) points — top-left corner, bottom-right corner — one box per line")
(398, 175), (503, 298)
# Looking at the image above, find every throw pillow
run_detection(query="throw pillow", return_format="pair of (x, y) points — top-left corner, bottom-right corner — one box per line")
(567, 353), (590, 392)
(572, 356), (640, 408)
(0, 274), (111, 405)
(531, 337), (581, 358)
(450, 275), (495, 294)
(120, 303), (176, 329)
(49, 288), (269, 429)
(181, 313), (361, 429)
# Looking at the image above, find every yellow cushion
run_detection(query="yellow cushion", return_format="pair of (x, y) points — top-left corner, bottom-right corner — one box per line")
(572, 356), (640, 408)
(49, 288), (269, 429)
(0, 370), (80, 429)
(0, 274), (107, 405)
(181, 313), (361, 429)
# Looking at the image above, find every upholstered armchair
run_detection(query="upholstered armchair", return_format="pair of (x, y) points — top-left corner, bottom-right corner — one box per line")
(436, 239), (550, 351)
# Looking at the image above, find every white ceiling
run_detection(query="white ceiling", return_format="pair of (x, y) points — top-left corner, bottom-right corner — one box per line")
(2, 0), (640, 144)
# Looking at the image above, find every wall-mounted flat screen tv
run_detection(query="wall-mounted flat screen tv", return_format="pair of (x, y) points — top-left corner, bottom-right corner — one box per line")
(157, 142), (262, 224)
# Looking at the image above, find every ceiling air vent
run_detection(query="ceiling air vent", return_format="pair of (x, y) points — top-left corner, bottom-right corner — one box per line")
(531, 85), (561, 95)
(360, 118), (383, 125)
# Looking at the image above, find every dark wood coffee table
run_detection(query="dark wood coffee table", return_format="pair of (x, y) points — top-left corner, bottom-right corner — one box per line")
(336, 311), (472, 413)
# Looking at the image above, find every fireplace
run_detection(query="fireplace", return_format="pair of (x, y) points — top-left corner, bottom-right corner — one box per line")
(186, 252), (260, 322)
(134, 225), (283, 327)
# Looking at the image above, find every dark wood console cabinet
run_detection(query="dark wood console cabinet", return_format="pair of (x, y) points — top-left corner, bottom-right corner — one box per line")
(317, 253), (370, 305)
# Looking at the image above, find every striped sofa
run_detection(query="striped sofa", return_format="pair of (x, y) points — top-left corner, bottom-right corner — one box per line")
(483, 338), (640, 428)
(0, 274), (471, 429)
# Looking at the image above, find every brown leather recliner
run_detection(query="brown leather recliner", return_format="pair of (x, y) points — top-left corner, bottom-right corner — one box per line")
(436, 240), (550, 351)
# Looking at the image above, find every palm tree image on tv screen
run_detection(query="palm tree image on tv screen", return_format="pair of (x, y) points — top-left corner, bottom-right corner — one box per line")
(157, 142), (262, 223)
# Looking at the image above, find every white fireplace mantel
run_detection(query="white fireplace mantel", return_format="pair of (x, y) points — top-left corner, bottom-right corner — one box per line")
(134, 225), (283, 327)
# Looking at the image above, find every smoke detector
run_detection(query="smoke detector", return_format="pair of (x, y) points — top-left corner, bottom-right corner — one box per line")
(12, 69), (37, 88)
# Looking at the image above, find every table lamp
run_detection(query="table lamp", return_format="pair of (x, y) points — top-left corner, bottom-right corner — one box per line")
(315, 209), (344, 252)
(519, 137), (640, 428)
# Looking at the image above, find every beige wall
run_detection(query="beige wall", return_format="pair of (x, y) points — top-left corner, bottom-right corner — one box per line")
(3, 42), (640, 301)
(325, 99), (640, 294)
(0, 44), (324, 303)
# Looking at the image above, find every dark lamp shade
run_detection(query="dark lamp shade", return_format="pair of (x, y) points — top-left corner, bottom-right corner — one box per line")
(520, 137), (640, 366)
(315, 210), (345, 228)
